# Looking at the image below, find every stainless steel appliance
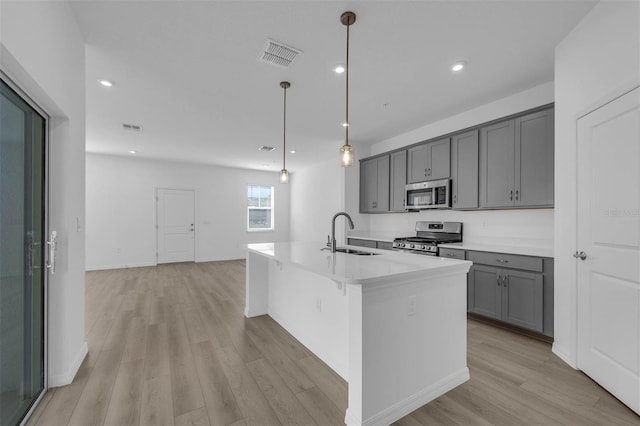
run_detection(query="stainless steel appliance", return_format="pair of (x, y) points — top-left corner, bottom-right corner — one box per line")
(405, 179), (451, 210)
(392, 221), (463, 256)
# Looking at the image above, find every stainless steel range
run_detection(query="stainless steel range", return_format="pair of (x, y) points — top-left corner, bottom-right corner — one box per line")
(392, 221), (463, 256)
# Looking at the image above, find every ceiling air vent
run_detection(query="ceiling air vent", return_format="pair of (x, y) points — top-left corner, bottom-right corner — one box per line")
(258, 145), (276, 152)
(258, 39), (302, 68)
(122, 123), (143, 132)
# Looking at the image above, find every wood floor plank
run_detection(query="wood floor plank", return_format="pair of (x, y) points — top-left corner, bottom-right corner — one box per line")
(295, 387), (344, 426)
(144, 323), (171, 380)
(168, 332), (204, 417)
(216, 346), (280, 426)
(122, 316), (148, 362)
(245, 327), (315, 395)
(140, 375), (174, 426)
(246, 357), (316, 425)
(67, 349), (121, 426)
(296, 355), (348, 413)
(174, 406), (209, 426)
(104, 359), (144, 426)
(191, 340), (242, 426)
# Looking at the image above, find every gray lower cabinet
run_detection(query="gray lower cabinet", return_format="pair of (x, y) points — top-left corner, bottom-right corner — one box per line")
(389, 150), (407, 211)
(439, 247), (465, 260)
(467, 250), (548, 334)
(347, 238), (393, 250)
(451, 130), (479, 209)
(479, 108), (554, 208)
(407, 138), (451, 183)
(360, 156), (390, 213)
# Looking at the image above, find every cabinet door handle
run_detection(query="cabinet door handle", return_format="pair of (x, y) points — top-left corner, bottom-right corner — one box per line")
(515, 189), (519, 201)
(428, 168), (431, 176)
(496, 259), (509, 263)
(503, 275), (507, 287)
(497, 274), (501, 286)
(509, 190), (513, 201)
(453, 194), (457, 204)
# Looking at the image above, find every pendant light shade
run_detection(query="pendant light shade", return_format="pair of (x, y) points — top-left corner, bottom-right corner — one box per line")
(340, 11), (356, 167)
(280, 81), (290, 184)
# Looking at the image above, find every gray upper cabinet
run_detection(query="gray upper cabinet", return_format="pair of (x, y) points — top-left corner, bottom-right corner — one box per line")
(479, 108), (554, 209)
(515, 109), (554, 207)
(451, 130), (479, 209)
(407, 138), (451, 183)
(479, 120), (516, 208)
(360, 156), (390, 213)
(390, 150), (407, 212)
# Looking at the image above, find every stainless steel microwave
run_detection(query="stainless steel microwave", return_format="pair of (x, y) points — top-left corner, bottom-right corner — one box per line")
(405, 179), (451, 210)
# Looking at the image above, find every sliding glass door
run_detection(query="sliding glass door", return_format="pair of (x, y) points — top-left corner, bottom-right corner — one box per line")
(0, 75), (47, 425)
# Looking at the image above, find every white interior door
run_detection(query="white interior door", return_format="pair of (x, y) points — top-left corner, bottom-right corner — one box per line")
(577, 86), (640, 415)
(156, 188), (195, 264)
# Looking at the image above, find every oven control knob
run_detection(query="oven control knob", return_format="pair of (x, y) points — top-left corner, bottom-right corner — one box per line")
(407, 244), (414, 249)
(421, 245), (427, 250)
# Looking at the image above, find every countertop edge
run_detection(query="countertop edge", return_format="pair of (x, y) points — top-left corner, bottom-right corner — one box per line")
(438, 243), (554, 258)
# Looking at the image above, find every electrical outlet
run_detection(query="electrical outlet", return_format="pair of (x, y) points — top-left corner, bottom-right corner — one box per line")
(316, 298), (322, 312)
(408, 295), (416, 316)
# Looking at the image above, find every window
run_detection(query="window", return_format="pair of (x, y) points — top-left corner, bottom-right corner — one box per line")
(247, 185), (274, 231)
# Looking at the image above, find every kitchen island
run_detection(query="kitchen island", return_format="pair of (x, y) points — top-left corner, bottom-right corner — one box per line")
(245, 241), (472, 426)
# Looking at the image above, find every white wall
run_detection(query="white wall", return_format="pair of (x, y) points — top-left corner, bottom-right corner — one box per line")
(86, 153), (290, 270)
(347, 82), (555, 247)
(553, 1), (640, 367)
(1, 1), (87, 386)
(289, 147), (378, 246)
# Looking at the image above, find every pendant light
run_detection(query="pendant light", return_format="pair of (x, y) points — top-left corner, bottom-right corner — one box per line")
(279, 81), (290, 184)
(339, 11), (356, 167)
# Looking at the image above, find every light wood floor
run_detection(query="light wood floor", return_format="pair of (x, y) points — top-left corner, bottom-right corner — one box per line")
(27, 260), (639, 426)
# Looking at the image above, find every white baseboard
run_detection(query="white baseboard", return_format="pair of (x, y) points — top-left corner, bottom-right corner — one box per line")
(345, 367), (470, 426)
(48, 341), (88, 388)
(552, 343), (577, 369)
(85, 262), (156, 271)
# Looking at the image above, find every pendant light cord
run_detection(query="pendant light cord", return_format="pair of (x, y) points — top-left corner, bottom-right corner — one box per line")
(283, 84), (287, 169)
(345, 19), (350, 148)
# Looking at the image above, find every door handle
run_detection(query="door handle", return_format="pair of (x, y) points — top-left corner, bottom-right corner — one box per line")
(509, 190), (513, 201)
(573, 251), (587, 260)
(46, 230), (57, 274)
(515, 189), (519, 201)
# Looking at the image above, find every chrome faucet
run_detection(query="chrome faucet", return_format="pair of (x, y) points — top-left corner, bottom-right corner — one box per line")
(329, 212), (355, 253)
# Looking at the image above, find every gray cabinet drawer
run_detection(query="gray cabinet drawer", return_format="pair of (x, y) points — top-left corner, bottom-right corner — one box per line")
(467, 251), (543, 272)
(347, 238), (377, 249)
(439, 248), (465, 260)
(377, 241), (393, 251)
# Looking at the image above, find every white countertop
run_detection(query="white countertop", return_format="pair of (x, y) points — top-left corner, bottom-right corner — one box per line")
(246, 241), (471, 285)
(438, 242), (554, 258)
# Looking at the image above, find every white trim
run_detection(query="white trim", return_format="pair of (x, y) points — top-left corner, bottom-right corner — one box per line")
(48, 342), (87, 388)
(344, 368), (470, 426)
(85, 262), (157, 272)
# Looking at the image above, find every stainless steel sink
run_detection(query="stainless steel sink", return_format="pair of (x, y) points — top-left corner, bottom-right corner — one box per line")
(334, 247), (379, 256)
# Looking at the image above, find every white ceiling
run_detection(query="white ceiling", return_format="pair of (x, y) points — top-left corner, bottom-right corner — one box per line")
(70, 0), (596, 172)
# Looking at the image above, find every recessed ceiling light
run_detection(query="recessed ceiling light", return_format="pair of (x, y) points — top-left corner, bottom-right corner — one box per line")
(333, 64), (345, 74)
(129, 150), (137, 154)
(289, 150), (296, 154)
(98, 79), (114, 87)
(451, 61), (466, 72)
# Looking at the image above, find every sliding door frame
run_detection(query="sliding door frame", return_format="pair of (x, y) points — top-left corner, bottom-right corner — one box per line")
(0, 69), (50, 426)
